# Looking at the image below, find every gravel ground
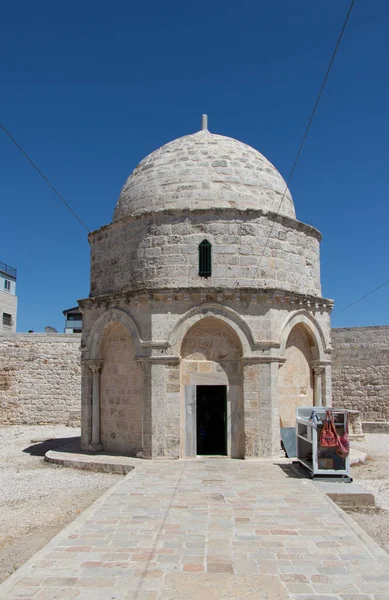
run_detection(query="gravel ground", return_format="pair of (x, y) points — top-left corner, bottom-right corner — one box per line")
(352, 433), (389, 509)
(0, 425), (120, 582)
(348, 433), (389, 554)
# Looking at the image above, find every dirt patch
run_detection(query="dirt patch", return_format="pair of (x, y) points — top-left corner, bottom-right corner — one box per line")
(352, 454), (389, 480)
(347, 434), (389, 554)
(0, 425), (121, 583)
(346, 506), (389, 555)
(0, 501), (103, 582)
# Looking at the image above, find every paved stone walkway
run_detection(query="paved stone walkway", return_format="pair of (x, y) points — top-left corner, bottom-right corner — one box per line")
(1, 460), (389, 599)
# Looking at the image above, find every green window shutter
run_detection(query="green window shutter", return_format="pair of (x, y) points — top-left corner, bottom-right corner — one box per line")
(199, 240), (212, 278)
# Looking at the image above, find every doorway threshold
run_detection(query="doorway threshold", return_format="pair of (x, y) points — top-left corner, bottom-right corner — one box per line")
(196, 455), (229, 459)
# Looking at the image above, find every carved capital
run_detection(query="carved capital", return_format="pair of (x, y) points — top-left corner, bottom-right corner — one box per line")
(86, 359), (104, 374)
(311, 361), (325, 375)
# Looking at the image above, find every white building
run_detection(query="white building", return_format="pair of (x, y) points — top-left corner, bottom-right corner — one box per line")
(80, 118), (333, 459)
(0, 261), (17, 333)
(63, 306), (83, 334)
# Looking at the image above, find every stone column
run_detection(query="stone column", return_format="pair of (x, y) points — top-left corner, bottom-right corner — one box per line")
(322, 364), (332, 408)
(243, 361), (260, 458)
(139, 356), (180, 459)
(86, 359), (104, 451)
(258, 361), (282, 458)
(80, 359), (92, 450)
(243, 358), (281, 458)
(311, 362), (325, 407)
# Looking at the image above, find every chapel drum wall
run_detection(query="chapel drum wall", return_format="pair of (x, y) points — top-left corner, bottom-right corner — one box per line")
(89, 211), (321, 298)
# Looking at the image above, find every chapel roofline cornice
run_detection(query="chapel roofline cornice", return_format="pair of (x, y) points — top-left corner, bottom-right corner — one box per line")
(88, 207), (322, 242)
(78, 287), (334, 313)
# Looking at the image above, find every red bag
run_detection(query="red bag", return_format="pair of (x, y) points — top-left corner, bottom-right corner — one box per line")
(319, 411), (338, 448)
(336, 412), (350, 458)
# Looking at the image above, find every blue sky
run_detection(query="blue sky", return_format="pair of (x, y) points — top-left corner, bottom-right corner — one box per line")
(1, 0), (388, 332)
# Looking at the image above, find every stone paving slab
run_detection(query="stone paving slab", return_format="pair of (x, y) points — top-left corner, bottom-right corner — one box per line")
(314, 481), (375, 509)
(1, 459), (389, 599)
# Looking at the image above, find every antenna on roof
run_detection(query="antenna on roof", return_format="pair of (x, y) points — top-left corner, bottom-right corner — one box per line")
(201, 114), (208, 130)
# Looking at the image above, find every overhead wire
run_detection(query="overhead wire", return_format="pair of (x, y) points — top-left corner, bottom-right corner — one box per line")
(333, 279), (389, 316)
(251, 0), (355, 285)
(2, 1), (381, 318)
(0, 122), (91, 233)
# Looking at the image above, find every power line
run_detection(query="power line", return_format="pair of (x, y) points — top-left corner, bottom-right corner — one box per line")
(0, 122), (91, 233)
(252, 0), (355, 283)
(333, 279), (389, 316)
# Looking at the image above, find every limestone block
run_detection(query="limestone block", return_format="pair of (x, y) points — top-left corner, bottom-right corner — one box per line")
(0, 334), (81, 426)
(332, 327), (389, 421)
(89, 209), (322, 297)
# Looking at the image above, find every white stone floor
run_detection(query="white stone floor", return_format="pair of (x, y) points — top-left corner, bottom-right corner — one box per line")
(1, 459), (389, 599)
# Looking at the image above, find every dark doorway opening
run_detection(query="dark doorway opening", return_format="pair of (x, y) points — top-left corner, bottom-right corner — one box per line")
(196, 385), (227, 455)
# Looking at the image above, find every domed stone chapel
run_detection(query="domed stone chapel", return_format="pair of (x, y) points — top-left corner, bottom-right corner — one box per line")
(80, 116), (333, 459)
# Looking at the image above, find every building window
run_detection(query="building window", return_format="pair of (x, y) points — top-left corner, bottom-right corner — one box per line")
(67, 313), (82, 321)
(198, 239), (212, 278)
(2, 313), (12, 326)
(4, 280), (11, 291)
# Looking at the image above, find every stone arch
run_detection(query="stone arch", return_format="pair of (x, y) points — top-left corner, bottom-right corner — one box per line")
(169, 302), (255, 357)
(279, 310), (327, 361)
(99, 321), (143, 455)
(180, 316), (244, 459)
(86, 308), (143, 360)
(278, 319), (320, 428)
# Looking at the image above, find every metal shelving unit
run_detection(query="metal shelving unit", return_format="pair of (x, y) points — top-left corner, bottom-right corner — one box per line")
(296, 407), (351, 480)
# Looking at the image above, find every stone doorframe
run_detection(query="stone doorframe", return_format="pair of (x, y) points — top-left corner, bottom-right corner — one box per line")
(183, 368), (243, 458)
(173, 305), (251, 459)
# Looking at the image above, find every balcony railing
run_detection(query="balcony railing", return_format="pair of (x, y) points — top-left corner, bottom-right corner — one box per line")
(0, 261), (17, 279)
(66, 320), (82, 329)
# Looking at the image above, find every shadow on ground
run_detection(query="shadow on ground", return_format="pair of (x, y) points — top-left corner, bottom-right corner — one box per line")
(275, 462), (311, 479)
(23, 438), (79, 456)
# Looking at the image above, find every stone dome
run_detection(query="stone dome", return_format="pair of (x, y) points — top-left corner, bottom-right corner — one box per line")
(113, 129), (295, 222)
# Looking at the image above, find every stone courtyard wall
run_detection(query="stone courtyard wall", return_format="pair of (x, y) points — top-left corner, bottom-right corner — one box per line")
(331, 326), (389, 421)
(0, 333), (81, 425)
(2, 325), (389, 428)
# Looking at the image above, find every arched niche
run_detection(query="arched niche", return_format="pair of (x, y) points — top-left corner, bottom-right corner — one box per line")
(99, 322), (143, 455)
(278, 322), (318, 427)
(85, 308), (143, 360)
(180, 316), (244, 459)
(169, 302), (255, 357)
(279, 310), (327, 361)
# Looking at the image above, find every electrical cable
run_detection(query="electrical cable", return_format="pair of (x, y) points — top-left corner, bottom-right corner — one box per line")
(333, 279), (389, 316)
(0, 122), (91, 233)
(251, 0), (355, 284)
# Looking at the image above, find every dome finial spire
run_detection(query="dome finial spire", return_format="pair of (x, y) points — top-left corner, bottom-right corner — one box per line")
(201, 114), (208, 131)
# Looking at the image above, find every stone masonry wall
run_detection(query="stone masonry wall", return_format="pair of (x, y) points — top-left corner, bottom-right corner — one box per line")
(0, 333), (81, 425)
(3, 323), (388, 429)
(90, 209), (321, 298)
(279, 324), (314, 428)
(332, 326), (389, 421)
(100, 323), (143, 455)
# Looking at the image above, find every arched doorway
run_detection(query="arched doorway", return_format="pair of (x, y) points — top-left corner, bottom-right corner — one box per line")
(100, 322), (143, 455)
(180, 317), (244, 458)
(278, 323), (319, 427)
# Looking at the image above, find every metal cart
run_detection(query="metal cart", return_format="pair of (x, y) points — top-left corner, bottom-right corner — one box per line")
(296, 406), (351, 480)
